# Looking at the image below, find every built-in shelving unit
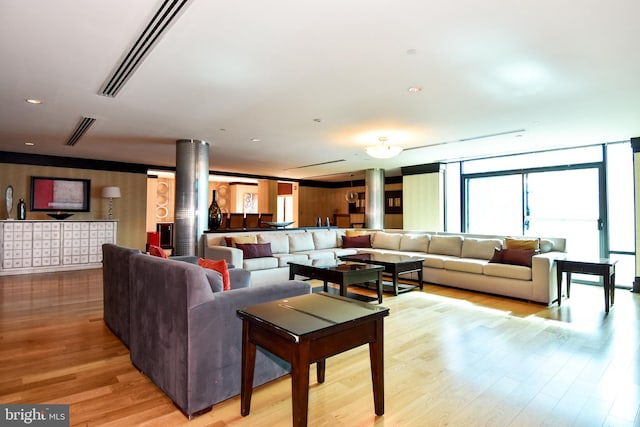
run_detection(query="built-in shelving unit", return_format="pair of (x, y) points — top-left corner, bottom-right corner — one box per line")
(0, 220), (117, 276)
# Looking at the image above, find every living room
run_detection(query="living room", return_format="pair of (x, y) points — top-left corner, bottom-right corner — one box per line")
(2, 1), (640, 425)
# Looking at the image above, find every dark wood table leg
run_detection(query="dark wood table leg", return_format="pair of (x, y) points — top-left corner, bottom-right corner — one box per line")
(418, 263), (424, 290)
(369, 318), (385, 416)
(556, 267), (563, 306)
(376, 272), (382, 304)
(391, 266), (399, 296)
(610, 267), (616, 307)
(316, 359), (325, 383)
(240, 320), (256, 416)
(603, 266), (612, 314)
(291, 342), (311, 427)
(323, 280), (329, 293)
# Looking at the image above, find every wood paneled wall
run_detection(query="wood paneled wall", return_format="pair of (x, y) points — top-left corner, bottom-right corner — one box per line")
(0, 163), (147, 250)
(299, 183), (403, 228)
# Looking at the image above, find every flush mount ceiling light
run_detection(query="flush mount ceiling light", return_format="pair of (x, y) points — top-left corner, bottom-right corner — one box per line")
(365, 137), (403, 159)
(25, 98), (42, 104)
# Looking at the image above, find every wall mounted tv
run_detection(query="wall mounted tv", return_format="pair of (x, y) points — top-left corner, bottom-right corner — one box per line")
(30, 177), (91, 212)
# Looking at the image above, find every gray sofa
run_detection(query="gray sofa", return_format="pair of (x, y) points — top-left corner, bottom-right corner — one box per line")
(127, 252), (311, 417)
(102, 243), (251, 348)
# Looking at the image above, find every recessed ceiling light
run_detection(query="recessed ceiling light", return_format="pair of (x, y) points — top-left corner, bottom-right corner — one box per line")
(408, 87), (422, 93)
(313, 118), (322, 123)
(25, 141), (35, 146)
(250, 138), (261, 143)
(26, 98), (43, 104)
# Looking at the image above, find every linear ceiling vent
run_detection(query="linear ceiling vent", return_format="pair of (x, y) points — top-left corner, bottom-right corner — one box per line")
(99, 0), (190, 97)
(404, 129), (526, 152)
(286, 159), (346, 170)
(66, 117), (96, 146)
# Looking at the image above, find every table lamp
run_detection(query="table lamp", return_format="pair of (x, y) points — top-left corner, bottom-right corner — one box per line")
(102, 186), (121, 219)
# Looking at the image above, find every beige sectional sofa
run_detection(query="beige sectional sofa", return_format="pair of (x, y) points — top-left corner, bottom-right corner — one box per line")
(202, 229), (566, 304)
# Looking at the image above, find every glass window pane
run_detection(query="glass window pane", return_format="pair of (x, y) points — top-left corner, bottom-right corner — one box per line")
(466, 175), (523, 235)
(607, 143), (635, 252)
(526, 169), (600, 260)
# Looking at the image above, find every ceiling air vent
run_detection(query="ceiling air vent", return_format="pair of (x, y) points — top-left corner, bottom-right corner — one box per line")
(66, 117), (96, 146)
(99, 0), (190, 97)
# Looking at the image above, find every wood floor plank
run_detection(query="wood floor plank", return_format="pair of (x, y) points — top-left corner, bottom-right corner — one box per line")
(1, 269), (639, 426)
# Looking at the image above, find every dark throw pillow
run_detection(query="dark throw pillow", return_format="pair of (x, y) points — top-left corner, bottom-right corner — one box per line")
(489, 248), (537, 267)
(235, 242), (273, 259)
(342, 234), (372, 248)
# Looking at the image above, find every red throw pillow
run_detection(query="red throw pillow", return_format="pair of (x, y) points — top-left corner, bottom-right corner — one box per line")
(342, 234), (372, 248)
(198, 258), (231, 291)
(148, 245), (168, 259)
(235, 243), (273, 259)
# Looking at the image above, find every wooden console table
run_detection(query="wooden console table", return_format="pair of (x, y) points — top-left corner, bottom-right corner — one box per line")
(556, 257), (617, 313)
(238, 293), (389, 426)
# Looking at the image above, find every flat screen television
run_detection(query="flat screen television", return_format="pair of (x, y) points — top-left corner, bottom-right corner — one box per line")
(30, 176), (91, 212)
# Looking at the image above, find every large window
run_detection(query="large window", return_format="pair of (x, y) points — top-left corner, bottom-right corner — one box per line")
(458, 143), (635, 288)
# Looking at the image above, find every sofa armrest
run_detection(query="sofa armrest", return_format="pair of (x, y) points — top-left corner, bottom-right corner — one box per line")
(204, 245), (243, 267)
(532, 251), (564, 304)
(185, 280), (312, 412)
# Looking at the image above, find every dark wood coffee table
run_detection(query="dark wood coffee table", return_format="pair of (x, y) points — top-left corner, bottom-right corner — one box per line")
(289, 262), (385, 303)
(238, 292), (390, 427)
(339, 253), (424, 296)
(556, 257), (617, 313)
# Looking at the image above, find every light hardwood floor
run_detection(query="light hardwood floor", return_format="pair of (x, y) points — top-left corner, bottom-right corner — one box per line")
(1, 269), (639, 426)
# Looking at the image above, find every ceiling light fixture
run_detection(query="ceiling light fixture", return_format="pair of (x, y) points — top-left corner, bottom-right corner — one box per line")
(365, 137), (403, 159)
(408, 86), (422, 93)
(26, 98), (42, 104)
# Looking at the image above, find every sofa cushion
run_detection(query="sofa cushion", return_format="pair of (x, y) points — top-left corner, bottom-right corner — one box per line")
(372, 231), (402, 250)
(203, 267), (225, 292)
(235, 242), (273, 259)
(399, 234), (430, 253)
(312, 230), (338, 250)
(484, 263), (532, 281)
(505, 237), (540, 251)
(289, 233), (315, 252)
(461, 238), (503, 260)
(243, 256), (279, 271)
(443, 258), (486, 274)
(198, 258), (230, 291)
(428, 235), (463, 257)
(342, 234), (372, 248)
(421, 255), (446, 269)
(272, 253), (310, 267)
(258, 233), (289, 254)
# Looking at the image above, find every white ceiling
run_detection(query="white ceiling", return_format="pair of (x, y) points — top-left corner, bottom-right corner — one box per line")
(1, 0), (639, 182)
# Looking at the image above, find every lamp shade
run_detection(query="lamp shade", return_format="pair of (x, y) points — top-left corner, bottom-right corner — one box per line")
(365, 144), (403, 159)
(102, 186), (121, 199)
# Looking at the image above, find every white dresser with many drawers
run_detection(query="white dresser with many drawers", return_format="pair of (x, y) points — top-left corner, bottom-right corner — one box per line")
(0, 220), (117, 275)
